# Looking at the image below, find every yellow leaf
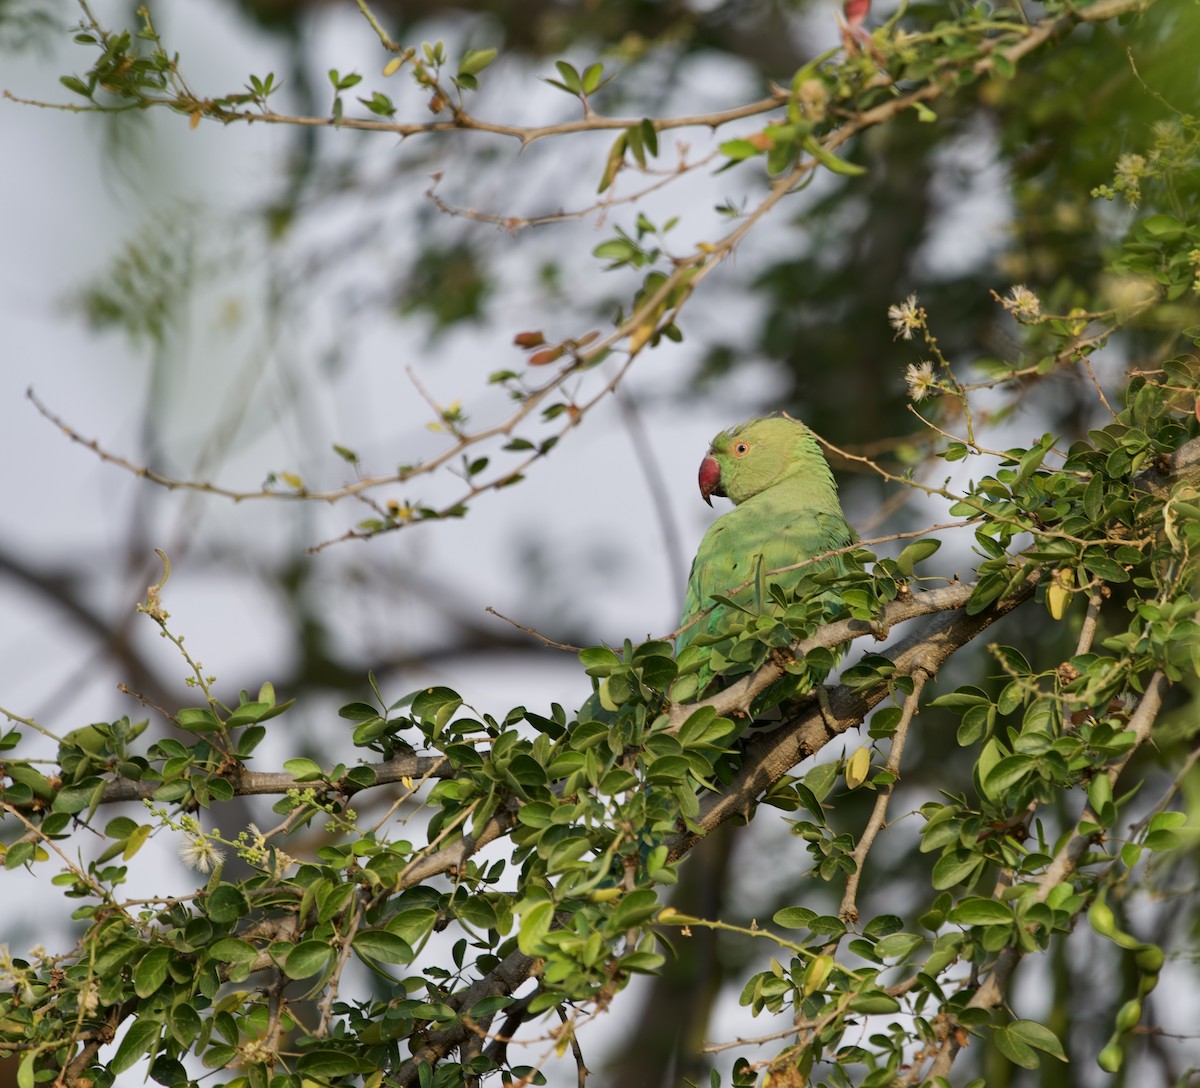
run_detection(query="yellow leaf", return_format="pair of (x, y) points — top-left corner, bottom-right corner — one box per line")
(598, 678), (619, 712)
(383, 57), (404, 77)
(280, 472), (303, 490)
(123, 824), (152, 861)
(803, 954), (834, 995)
(845, 746), (871, 789)
(628, 320), (656, 354)
(1047, 582), (1069, 620)
(588, 887), (622, 903)
(1047, 567), (1074, 620)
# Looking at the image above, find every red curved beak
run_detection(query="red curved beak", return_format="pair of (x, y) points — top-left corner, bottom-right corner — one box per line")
(698, 456), (721, 506)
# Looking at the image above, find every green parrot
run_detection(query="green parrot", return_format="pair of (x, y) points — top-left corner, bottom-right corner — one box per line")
(674, 415), (854, 702)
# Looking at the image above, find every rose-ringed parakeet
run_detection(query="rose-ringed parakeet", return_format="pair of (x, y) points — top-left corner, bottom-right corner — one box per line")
(674, 415), (854, 703)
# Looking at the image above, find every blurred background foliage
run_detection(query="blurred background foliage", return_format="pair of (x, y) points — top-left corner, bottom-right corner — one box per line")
(2, 0), (1199, 1084)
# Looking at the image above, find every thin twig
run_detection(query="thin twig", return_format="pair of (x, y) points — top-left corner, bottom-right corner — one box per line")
(486, 607), (582, 652)
(836, 673), (927, 925)
(1079, 349), (1119, 418)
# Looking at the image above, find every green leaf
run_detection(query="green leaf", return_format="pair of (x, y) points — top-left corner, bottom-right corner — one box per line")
(928, 687), (992, 710)
(802, 134), (867, 176)
(176, 707), (222, 733)
(412, 686), (463, 727)
(1082, 550), (1129, 583)
(283, 757), (324, 780)
(873, 932), (924, 960)
(1140, 213), (1185, 240)
(133, 946), (172, 997)
(387, 907), (439, 948)
(1008, 1019), (1068, 1061)
(111, 1016), (162, 1074)
(340, 701), (380, 721)
(458, 48), (497, 77)
(206, 885), (248, 924)
(610, 889), (661, 930)
(517, 899), (554, 954)
(553, 60), (581, 93)
(804, 760), (838, 801)
(772, 906), (816, 930)
(581, 62), (605, 95)
(948, 898), (1013, 926)
(207, 938), (258, 967)
(297, 1050), (363, 1078)
(285, 940), (334, 979)
(579, 646), (622, 676)
(982, 754), (1034, 799)
(51, 780), (105, 815)
(59, 75), (94, 99)
(353, 929), (415, 965)
(167, 1001), (203, 1049)
(931, 849), (985, 890)
(719, 138), (762, 162)
(993, 1024), (1040, 1069)
(895, 538), (941, 575)
(1148, 810), (1186, 831)
(848, 991), (901, 1014)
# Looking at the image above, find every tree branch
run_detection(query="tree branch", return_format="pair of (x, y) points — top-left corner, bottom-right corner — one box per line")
(666, 581), (980, 731)
(666, 576), (1039, 857)
(836, 672), (926, 925)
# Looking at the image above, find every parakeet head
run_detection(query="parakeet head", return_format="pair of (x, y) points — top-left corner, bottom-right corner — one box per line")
(698, 416), (833, 506)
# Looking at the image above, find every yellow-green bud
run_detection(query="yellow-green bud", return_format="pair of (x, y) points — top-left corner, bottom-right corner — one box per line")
(1097, 1040), (1124, 1073)
(1135, 944), (1164, 974)
(1114, 998), (1142, 1034)
(1087, 896), (1117, 938)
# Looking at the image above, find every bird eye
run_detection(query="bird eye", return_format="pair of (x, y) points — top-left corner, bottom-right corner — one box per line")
(734, 442), (750, 456)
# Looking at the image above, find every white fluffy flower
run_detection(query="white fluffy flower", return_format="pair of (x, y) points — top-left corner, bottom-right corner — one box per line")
(905, 361), (936, 402)
(888, 293), (922, 340)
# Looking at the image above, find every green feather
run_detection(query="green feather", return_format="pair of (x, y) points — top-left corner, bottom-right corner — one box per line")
(676, 416), (853, 700)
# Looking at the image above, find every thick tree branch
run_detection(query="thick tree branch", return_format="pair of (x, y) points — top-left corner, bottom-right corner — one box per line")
(667, 581), (978, 730)
(391, 948), (541, 1086)
(667, 576), (1039, 857)
(1136, 434), (1200, 494)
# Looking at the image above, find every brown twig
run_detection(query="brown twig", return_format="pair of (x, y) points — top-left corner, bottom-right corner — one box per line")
(836, 672), (927, 925)
(485, 607), (582, 652)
